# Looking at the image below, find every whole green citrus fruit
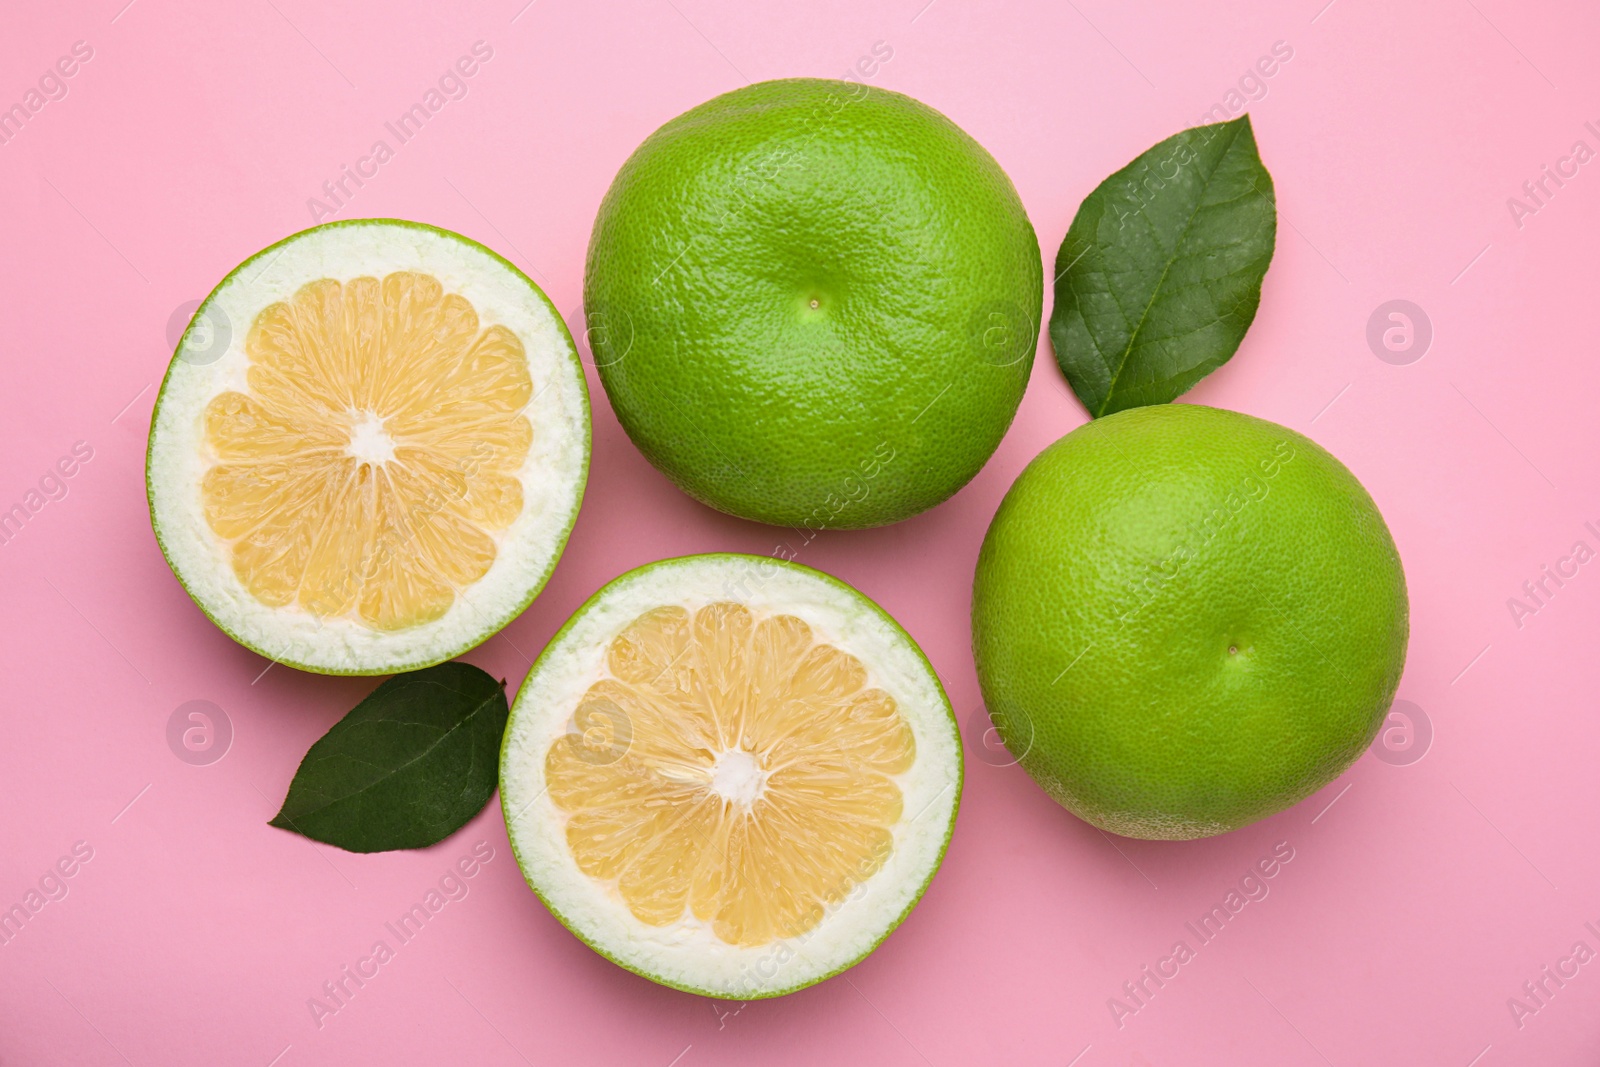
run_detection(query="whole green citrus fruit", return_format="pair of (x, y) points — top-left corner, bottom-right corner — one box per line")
(584, 78), (1041, 529)
(972, 404), (1408, 840)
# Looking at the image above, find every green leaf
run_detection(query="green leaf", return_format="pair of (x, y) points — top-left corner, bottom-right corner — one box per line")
(269, 662), (508, 853)
(1049, 114), (1277, 417)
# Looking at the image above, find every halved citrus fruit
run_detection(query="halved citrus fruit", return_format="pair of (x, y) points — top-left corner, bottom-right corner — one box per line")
(147, 219), (590, 675)
(501, 554), (961, 997)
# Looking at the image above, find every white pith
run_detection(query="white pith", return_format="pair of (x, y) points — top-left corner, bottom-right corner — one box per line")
(147, 221), (589, 674)
(501, 555), (962, 998)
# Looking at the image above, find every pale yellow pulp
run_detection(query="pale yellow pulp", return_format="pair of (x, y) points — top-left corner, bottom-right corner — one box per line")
(546, 603), (917, 947)
(199, 273), (532, 630)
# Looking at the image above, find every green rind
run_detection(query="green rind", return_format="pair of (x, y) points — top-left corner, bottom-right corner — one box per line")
(498, 552), (963, 998)
(145, 217), (592, 677)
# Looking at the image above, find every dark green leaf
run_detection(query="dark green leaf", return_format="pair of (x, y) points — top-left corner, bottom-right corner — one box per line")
(1049, 114), (1277, 417)
(269, 662), (508, 853)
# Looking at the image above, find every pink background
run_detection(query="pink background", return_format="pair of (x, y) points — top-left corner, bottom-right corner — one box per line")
(2, 0), (1596, 1063)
